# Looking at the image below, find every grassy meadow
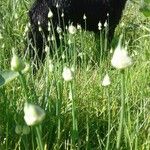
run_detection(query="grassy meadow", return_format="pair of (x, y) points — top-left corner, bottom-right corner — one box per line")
(0, 0), (150, 149)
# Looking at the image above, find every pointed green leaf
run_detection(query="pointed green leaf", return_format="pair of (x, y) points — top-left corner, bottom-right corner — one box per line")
(0, 71), (19, 87)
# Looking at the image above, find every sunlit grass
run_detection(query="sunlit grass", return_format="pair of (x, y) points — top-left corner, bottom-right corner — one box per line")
(0, 0), (150, 150)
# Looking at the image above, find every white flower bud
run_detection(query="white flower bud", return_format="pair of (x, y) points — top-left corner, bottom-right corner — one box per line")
(98, 22), (102, 30)
(48, 59), (54, 73)
(38, 21), (40, 25)
(45, 45), (49, 53)
(48, 9), (53, 18)
(11, 49), (25, 72)
(62, 67), (73, 82)
(24, 103), (46, 126)
(77, 24), (81, 30)
(62, 53), (65, 59)
(111, 40), (132, 70)
(57, 26), (62, 34)
(83, 14), (87, 20)
(68, 25), (77, 34)
(56, 3), (59, 8)
(61, 13), (64, 18)
(47, 36), (50, 41)
(68, 39), (72, 45)
(51, 35), (55, 41)
(102, 74), (111, 87)
(104, 21), (108, 28)
(38, 26), (42, 32)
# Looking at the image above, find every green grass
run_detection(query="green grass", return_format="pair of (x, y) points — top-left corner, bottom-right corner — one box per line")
(0, 0), (150, 150)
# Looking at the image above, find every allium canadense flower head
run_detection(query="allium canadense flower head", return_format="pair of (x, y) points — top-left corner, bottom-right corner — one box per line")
(102, 74), (111, 87)
(62, 66), (73, 82)
(11, 48), (25, 72)
(83, 14), (87, 20)
(57, 26), (62, 34)
(111, 35), (132, 70)
(48, 59), (54, 73)
(48, 9), (53, 18)
(24, 102), (46, 126)
(68, 25), (77, 34)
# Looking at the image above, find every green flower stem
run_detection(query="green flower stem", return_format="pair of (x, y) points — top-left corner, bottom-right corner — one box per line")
(69, 82), (78, 148)
(104, 26), (108, 60)
(116, 70), (125, 149)
(106, 87), (111, 150)
(18, 72), (29, 102)
(86, 114), (89, 150)
(35, 125), (44, 150)
(22, 135), (28, 150)
(2, 88), (9, 150)
(31, 127), (35, 150)
(99, 30), (103, 65)
(56, 81), (62, 144)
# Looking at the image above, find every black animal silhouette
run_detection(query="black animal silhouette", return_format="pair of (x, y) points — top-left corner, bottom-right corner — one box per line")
(27, 0), (127, 61)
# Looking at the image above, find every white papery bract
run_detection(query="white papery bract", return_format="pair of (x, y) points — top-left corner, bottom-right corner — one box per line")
(24, 103), (46, 126)
(111, 41), (132, 70)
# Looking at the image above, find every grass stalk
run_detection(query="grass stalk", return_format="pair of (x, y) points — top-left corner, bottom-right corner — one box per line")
(18, 72), (29, 102)
(116, 70), (125, 149)
(35, 125), (44, 150)
(106, 87), (111, 150)
(69, 82), (78, 149)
